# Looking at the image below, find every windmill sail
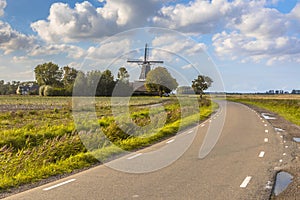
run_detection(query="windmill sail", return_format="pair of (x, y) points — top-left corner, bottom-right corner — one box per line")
(127, 44), (163, 80)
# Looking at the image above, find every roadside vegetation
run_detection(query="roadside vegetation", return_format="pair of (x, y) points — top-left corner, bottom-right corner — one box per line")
(0, 95), (215, 192)
(227, 95), (300, 126)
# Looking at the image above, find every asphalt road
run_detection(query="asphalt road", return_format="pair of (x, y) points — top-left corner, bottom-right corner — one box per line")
(4, 101), (285, 200)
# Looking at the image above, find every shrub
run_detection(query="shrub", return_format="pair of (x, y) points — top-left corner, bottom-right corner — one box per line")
(44, 86), (66, 96)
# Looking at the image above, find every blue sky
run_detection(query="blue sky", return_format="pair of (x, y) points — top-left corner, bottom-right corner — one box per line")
(0, 0), (300, 93)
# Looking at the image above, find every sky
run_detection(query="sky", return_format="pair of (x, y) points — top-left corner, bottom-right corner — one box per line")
(0, 0), (300, 93)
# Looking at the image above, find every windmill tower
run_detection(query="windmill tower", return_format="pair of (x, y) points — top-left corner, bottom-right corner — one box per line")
(127, 44), (163, 80)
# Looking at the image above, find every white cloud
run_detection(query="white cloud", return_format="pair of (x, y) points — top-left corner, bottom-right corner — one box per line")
(0, 0), (6, 17)
(152, 34), (206, 58)
(212, 31), (300, 64)
(153, 0), (226, 33)
(31, 0), (161, 43)
(30, 44), (86, 59)
(232, 7), (288, 39)
(152, 0), (264, 34)
(0, 21), (36, 54)
(86, 38), (131, 60)
(181, 63), (193, 69)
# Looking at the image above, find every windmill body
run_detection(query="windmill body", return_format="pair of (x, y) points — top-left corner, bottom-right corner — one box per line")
(127, 44), (163, 81)
(127, 44), (163, 94)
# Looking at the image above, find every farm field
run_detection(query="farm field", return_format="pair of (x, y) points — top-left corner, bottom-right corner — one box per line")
(226, 94), (300, 126)
(0, 95), (215, 193)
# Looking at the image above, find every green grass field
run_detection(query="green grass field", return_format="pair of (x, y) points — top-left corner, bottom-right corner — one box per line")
(227, 95), (300, 126)
(0, 95), (215, 192)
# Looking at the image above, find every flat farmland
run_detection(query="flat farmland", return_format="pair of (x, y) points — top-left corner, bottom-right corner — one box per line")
(0, 95), (214, 194)
(226, 94), (300, 126)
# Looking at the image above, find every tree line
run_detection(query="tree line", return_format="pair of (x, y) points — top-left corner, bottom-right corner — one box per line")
(0, 61), (213, 97)
(35, 62), (132, 96)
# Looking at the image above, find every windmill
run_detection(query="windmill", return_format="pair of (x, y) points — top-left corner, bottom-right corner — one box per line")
(127, 43), (163, 80)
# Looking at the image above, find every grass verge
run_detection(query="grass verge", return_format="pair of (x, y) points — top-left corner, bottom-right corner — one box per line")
(228, 96), (300, 126)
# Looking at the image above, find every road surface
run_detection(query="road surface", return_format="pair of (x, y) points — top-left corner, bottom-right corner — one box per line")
(4, 101), (285, 200)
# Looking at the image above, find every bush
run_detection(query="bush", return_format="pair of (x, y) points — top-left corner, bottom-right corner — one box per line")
(44, 86), (66, 96)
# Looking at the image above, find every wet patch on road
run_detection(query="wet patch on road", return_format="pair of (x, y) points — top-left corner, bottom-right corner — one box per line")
(261, 113), (277, 120)
(273, 171), (293, 196)
(293, 137), (300, 143)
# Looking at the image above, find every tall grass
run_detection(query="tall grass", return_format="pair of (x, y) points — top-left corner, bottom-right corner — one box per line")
(229, 96), (300, 126)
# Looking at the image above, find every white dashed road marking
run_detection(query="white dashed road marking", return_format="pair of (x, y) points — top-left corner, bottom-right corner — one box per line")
(240, 176), (252, 188)
(127, 153), (142, 160)
(264, 138), (269, 143)
(259, 151), (265, 158)
(201, 124), (205, 127)
(43, 179), (76, 191)
(265, 130), (269, 133)
(166, 139), (175, 144)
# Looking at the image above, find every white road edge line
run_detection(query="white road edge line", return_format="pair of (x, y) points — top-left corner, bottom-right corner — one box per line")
(166, 139), (175, 144)
(259, 151), (265, 158)
(240, 176), (252, 188)
(43, 179), (76, 191)
(127, 153), (143, 160)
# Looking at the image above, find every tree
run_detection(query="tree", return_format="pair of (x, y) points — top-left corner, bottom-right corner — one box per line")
(192, 75), (213, 99)
(97, 70), (115, 96)
(63, 66), (78, 86)
(0, 80), (20, 95)
(85, 70), (116, 96)
(34, 62), (63, 86)
(73, 71), (87, 96)
(114, 67), (132, 96)
(145, 67), (178, 97)
(117, 67), (130, 84)
(63, 66), (78, 95)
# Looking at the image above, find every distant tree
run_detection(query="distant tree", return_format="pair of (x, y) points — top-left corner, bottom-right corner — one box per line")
(86, 70), (102, 96)
(73, 71), (87, 96)
(34, 62), (63, 86)
(62, 66), (78, 95)
(192, 75), (213, 99)
(63, 66), (78, 86)
(113, 67), (132, 96)
(97, 70), (115, 96)
(117, 67), (130, 84)
(0, 80), (20, 95)
(145, 67), (178, 97)
(85, 70), (116, 96)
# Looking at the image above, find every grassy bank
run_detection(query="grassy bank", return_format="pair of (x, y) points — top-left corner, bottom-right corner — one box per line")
(227, 95), (300, 126)
(0, 96), (215, 192)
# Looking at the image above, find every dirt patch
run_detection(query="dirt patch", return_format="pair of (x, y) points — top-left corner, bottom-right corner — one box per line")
(242, 104), (300, 200)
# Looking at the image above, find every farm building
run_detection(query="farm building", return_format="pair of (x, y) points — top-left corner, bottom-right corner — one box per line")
(16, 85), (39, 95)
